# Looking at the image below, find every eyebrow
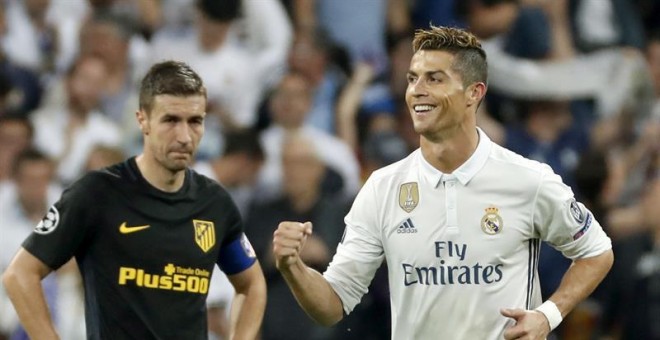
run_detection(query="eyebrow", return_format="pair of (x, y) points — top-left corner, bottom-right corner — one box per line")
(406, 70), (450, 77)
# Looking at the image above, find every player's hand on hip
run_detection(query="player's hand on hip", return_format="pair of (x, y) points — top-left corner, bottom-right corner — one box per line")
(273, 221), (313, 270)
(500, 308), (550, 340)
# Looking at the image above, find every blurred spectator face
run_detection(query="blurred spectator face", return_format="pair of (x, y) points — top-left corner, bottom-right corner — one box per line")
(195, 9), (231, 52)
(282, 136), (325, 199)
(80, 20), (129, 69)
(67, 56), (108, 114)
(647, 39), (660, 97)
(15, 157), (54, 212)
(269, 74), (312, 129)
(0, 119), (32, 157)
(288, 33), (327, 82)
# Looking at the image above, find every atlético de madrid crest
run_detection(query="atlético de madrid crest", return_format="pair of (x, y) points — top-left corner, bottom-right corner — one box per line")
(193, 219), (216, 253)
(481, 206), (503, 235)
(399, 182), (419, 213)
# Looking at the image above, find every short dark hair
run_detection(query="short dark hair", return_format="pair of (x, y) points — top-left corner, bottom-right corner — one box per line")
(222, 129), (264, 161)
(139, 60), (207, 113)
(412, 26), (488, 87)
(196, 0), (241, 22)
(13, 148), (51, 176)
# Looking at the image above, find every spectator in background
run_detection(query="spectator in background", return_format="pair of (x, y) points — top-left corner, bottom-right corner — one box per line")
(599, 178), (660, 339)
(0, 3), (44, 118)
(0, 115), (33, 186)
(1, 0), (80, 76)
(505, 100), (588, 189)
(84, 145), (125, 172)
(193, 129), (265, 218)
(335, 62), (408, 179)
(31, 54), (122, 185)
(87, 0), (163, 40)
(287, 28), (347, 134)
(77, 11), (151, 141)
(569, 0), (646, 53)
(257, 72), (360, 202)
(150, 0), (292, 137)
(246, 132), (349, 340)
(290, 0), (410, 76)
(0, 150), (63, 339)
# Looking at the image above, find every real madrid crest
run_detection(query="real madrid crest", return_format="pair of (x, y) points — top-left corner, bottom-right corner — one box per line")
(398, 182), (419, 213)
(481, 206), (503, 235)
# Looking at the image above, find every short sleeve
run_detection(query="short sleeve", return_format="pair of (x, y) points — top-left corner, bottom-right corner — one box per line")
(323, 176), (384, 315)
(22, 175), (97, 270)
(533, 165), (611, 259)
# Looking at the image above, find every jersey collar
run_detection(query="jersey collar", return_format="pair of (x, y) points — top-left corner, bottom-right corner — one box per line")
(418, 127), (493, 187)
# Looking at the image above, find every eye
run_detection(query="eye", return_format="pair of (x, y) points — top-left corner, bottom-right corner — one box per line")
(406, 75), (417, 84)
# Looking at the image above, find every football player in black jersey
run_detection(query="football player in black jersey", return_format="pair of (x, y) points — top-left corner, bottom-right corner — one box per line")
(2, 60), (266, 339)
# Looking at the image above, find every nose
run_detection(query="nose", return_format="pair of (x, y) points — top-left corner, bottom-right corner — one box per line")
(175, 122), (192, 145)
(408, 79), (428, 98)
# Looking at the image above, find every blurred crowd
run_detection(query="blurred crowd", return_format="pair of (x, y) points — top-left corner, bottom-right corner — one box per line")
(0, 0), (658, 339)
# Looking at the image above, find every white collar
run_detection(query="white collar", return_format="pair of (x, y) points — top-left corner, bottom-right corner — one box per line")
(417, 127), (493, 188)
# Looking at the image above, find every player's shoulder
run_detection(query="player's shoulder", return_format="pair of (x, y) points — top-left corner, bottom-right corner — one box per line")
(487, 143), (554, 180)
(59, 165), (122, 203)
(366, 150), (418, 185)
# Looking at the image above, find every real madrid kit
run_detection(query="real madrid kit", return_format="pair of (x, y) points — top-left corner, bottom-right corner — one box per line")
(323, 128), (612, 339)
(23, 157), (256, 339)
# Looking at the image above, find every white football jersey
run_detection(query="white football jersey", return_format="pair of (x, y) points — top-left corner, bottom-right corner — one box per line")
(323, 129), (611, 339)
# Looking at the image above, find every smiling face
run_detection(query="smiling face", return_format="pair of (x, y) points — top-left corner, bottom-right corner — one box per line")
(138, 94), (206, 173)
(405, 50), (479, 140)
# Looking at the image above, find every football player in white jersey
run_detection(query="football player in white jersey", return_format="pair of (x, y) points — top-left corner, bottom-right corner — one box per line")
(272, 26), (613, 340)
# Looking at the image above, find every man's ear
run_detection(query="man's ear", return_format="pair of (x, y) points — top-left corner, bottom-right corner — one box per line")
(136, 110), (149, 135)
(466, 82), (487, 107)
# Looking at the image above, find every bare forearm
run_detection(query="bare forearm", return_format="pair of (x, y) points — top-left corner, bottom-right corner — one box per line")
(280, 261), (343, 326)
(230, 282), (266, 339)
(548, 250), (614, 316)
(2, 268), (58, 339)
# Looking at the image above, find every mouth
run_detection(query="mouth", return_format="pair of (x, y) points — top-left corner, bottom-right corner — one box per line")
(412, 104), (436, 115)
(170, 150), (192, 158)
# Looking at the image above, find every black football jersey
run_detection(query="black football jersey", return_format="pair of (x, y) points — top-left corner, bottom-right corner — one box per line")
(23, 157), (254, 339)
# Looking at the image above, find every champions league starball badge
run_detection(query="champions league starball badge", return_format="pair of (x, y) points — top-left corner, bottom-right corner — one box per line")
(34, 206), (60, 234)
(481, 206), (503, 235)
(569, 199), (585, 224)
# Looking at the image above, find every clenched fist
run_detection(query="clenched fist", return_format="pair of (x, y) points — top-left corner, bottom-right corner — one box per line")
(273, 221), (313, 271)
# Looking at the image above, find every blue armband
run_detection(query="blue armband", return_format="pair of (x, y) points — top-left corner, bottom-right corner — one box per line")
(217, 233), (257, 275)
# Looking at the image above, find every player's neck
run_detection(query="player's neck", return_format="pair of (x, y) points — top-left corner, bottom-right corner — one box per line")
(420, 127), (479, 174)
(135, 154), (186, 193)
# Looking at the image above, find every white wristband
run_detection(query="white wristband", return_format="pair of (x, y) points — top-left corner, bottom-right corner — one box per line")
(535, 300), (563, 331)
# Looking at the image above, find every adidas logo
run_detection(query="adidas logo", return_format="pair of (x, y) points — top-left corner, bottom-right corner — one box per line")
(397, 218), (418, 234)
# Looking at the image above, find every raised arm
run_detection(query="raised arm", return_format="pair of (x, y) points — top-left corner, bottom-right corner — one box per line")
(273, 222), (344, 326)
(226, 261), (267, 340)
(2, 247), (59, 339)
